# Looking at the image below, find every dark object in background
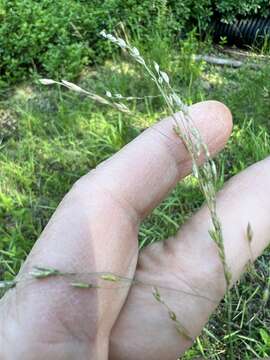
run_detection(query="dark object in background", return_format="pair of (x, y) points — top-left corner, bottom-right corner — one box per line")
(213, 17), (270, 47)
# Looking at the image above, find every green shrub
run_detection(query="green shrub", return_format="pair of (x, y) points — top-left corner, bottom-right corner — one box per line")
(169, 0), (270, 31)
(0, 1), (101, 83)
(0, 0), (176, 85)
(216, 0), (270, 24)
(0, 0), (269, 86)
(168, 0), (213, 33)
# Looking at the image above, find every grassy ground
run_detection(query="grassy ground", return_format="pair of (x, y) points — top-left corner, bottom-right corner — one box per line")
(0, 34), (270, 358)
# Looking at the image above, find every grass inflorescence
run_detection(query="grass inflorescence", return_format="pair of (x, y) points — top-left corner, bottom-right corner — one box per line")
(42, 29), (233, 289)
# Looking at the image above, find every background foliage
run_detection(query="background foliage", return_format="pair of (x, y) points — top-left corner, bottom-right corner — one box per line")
(0, 0), (269, 85)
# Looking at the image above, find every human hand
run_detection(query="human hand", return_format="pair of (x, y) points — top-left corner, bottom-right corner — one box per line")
(1, 101), (269, 360)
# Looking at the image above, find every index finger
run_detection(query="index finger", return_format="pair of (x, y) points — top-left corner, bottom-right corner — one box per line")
(83, 100), (233, 221)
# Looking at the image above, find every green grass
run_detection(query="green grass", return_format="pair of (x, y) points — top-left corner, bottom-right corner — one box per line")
(0, 34), (270, 358)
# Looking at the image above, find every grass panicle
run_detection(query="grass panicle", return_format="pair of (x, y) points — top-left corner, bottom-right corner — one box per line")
(40, 31), (232, 290)
(99, 30), (232, 290)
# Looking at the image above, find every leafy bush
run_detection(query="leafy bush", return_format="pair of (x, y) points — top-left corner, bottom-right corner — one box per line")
(168, 0), (213, 33)
(169, 0), (270, 31)
(0, 1), (103, 83)
(0, 0), (269, 85)
(0, 0), (176, 85)
(216, 0), (270, 24)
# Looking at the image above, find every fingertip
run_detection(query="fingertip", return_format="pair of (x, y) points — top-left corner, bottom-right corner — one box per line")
(208, 100), (233, 140)
(189, 100), (233, 157)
